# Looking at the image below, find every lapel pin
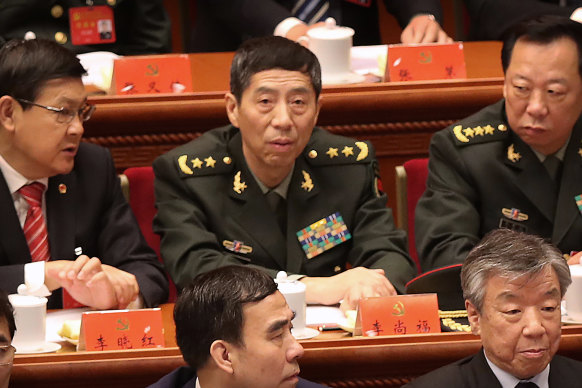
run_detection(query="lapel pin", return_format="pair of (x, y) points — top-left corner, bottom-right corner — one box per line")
(58, 183), (67, 194)
(74, 247), (83, 256)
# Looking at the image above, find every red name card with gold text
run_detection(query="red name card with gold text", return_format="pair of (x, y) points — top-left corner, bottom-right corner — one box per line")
(385, 43), (466, 82)
(113, 54), (192, 95)
(354, 294), (441, 337)
(78, 308), (164, 351)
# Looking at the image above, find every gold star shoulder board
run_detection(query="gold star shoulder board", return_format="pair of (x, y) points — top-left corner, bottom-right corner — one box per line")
(304, 130), (374, 166)
(449, 122), (509, 147)
(175, 152), (234, 177)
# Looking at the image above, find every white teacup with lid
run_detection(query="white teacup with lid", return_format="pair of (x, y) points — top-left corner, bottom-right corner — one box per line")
(300, 18), (365, 85)
(275, 271), (319, 339)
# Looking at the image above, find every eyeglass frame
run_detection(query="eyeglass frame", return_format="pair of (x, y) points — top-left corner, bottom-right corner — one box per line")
(0, 344), (15, 366)
(15, 98), (96, 124)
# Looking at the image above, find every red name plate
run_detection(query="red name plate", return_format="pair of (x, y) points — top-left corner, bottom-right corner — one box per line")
(385, 42), (466, 82)
(354, 293), (441, 336)
(113, 54), (193, 95)
(78, 308), (164, 351)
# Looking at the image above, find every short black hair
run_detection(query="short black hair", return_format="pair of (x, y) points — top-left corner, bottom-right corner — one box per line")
(230, 36), (322, 102)
(174, 266), (278, 370)
(0, 290), (15, 340)
(501, 15), (582, 78)
(0, 38), (86, 106)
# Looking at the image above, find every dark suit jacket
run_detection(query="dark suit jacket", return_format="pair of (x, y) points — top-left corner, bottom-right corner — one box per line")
(463, 0), (578, 40)
(0, 142), (168, 308)
(404, 348), (582, 387)
(189, 0), (444, 52)
(153, 125), (415, 293)
(0, 0), (171, 55)
(415, 99), (582, 272)
(147, 366), (326, 388)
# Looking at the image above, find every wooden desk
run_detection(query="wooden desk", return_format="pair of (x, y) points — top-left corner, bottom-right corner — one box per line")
(84, 42), (504, 219)
(11, 303), (582, 388)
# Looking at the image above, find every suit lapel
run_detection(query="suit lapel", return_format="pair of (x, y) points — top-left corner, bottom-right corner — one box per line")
(285, 158), (319, 274)
(46, 173), (76, 261)
(464, 349), (503, 388)
(0, 173), (31, 264)
(505, 134), (557, 223)
(553, 124), (582, 244)
(226, 134), (287, 269)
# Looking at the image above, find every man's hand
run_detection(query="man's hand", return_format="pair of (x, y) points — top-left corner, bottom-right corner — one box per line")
(45, 256), (140, 310)
(567, 251), (582, 265)
(286, 21), (326, 45)
(300, 267), (396, 312)
(101, 264), (139, 309)
(401, 14), (452, 44)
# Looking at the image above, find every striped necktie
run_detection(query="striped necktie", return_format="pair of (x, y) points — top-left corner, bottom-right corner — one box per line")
(292, 0), (330, 25)
(19, 182), (50, 262)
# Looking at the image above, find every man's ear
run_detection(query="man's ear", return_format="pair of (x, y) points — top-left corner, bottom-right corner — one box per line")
(225, 92), (240, 128)
(466, 299), (481, 336)
(209, 339), (234, 374)
(312, 95), (321, 128)
(0, 96), (17, 132)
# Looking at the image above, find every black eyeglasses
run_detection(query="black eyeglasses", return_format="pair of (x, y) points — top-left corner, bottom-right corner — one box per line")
(0, 344), (15, 366)
(16, 98), (96, 124)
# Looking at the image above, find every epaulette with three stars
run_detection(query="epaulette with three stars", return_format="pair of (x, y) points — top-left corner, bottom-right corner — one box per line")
(450, 122), (509, 146)
(175, 151), (234, 177)
(304, 131), (373, 166)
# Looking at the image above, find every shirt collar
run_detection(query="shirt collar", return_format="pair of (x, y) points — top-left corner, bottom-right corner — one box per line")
(0, 153), (48, 195)
(484, 349), (549, 388)
(531, 135), (570, 163)
(251, 163), (294, 200)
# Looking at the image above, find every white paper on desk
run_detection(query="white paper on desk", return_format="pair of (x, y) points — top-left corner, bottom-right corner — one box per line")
(77, 51), (120, 92)
(46, 308), (91, 342)
(351, 45), (388, 78)
(306, 305), (345, 326)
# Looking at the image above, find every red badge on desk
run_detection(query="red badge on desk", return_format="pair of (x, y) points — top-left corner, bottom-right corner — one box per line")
(69, 6), (116, 45)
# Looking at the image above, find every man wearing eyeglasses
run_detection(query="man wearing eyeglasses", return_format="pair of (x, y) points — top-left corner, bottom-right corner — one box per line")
(0, 38), (168, 310)
(0, 291), (15, 388)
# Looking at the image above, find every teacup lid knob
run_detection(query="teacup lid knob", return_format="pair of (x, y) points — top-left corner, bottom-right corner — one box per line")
(325, 17), (337, 29)
(276, 271), (289, 283)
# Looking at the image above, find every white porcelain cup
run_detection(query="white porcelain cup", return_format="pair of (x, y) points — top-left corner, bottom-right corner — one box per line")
(275, 273), (307, 331)
(302, 18), (354, 82)
(565, 264), (582, 321)
(8, 294), (47, 352)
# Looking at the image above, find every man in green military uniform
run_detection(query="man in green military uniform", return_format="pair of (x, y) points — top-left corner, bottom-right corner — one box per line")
(154, 36), (415, 311)
(0, 0), (170, 55)
(416, 16), (582, 272)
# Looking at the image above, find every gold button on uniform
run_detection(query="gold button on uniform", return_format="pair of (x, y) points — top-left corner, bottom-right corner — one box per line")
(107, 0), (116, 5)
(51, 5), (64, 18)
(54, 32), (67, 44)
(334, 265), (341, 273)
(223, 156), (232, 165)
(308, 150), (317, 159)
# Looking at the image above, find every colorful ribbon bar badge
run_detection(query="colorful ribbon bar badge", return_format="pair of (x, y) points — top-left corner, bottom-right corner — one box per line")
(296, 212), (351, 260)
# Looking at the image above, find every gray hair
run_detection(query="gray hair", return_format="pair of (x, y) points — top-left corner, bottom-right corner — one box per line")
(461, 229), (571, 312)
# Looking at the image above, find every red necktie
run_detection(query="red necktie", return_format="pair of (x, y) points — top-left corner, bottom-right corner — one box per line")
(19, 182), (50, 262)
(19, 182), (83, 308)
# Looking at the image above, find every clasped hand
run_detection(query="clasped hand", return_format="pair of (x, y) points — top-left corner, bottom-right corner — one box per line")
(44, 255), (139, 310)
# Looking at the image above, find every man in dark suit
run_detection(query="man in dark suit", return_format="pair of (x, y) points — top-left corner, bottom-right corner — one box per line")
(148, 266), (325, 388)
(189, 0), (451, 52)
(154, 36), (415, 312)
(0, 38), (168, 309)
(0, 0), (171, 55)
(415, 16), (582, 272)
(405, 229), (582, 387)
(464, 0), (582, 41)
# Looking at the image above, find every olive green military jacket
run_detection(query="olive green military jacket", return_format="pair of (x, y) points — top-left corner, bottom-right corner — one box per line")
(416, 100), (582, 271)
(153, 126), (415, 292)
